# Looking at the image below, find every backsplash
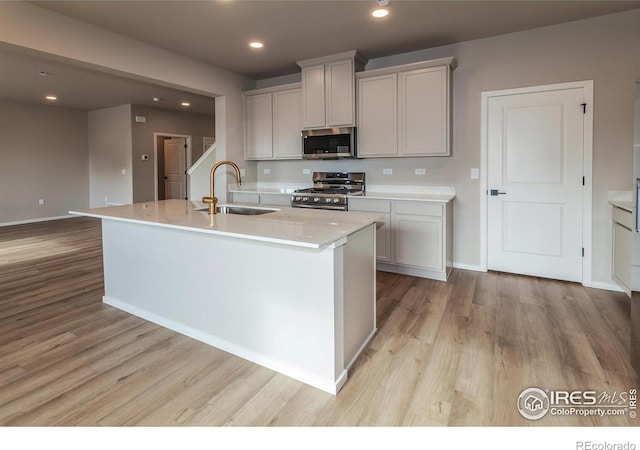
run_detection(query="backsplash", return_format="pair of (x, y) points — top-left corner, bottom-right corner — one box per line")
(256, 157), (466, 187)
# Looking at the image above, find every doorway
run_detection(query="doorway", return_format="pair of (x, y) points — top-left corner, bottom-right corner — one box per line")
(481, 81), (593, 284)
(154, 133), (192, 201)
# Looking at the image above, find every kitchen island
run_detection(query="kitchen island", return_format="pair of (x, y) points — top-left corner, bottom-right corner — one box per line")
(71, 200), (381, 394)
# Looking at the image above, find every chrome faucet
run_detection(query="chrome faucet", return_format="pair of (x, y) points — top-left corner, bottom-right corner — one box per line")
(203, 160), (242, 215)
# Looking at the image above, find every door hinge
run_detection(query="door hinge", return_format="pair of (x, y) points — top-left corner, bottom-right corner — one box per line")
(582, 176), (585, 186)
(581, 103), (587, 114)
(582, 247), (585, 257)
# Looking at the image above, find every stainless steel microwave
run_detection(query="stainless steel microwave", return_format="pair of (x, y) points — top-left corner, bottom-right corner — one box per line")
(302, 127), (356, 159)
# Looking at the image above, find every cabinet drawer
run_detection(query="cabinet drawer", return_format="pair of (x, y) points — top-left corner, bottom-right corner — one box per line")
(260, 193), (291, 206)
(613, 206), (633, 230)
(349, 198), (391, 213)
(231, 192), (260, 205)
(394, 201), (443, 217)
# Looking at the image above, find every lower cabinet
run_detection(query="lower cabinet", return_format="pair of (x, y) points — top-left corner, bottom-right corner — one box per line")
(612, 205), (632, 295)
(349, 198), (452, 281)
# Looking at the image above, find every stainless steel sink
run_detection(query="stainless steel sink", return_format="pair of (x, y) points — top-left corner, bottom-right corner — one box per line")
(195, 205), (279, 215)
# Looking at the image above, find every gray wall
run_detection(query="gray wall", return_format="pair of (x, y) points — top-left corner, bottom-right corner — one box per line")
(256, 10), (640, 286)
(0, 1), (254, 204)
(0, 100), (89, 224)
(130, 105), (214, 202)
(88, 105), (133, 208)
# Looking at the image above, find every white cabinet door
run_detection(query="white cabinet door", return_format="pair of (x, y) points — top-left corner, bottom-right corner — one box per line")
(393, 215), (443, 271)
(301, 65), (326, 129)
(357, 73), (398, 157)
(375, 214), (392, 262)
(398, 66), (449, 156)
(348, 198), (392, 262)
(244, 93), (273, 160)
(273, 88), (302, 159)
(613, 221), (632, 292)
(326, 59), (355, 127)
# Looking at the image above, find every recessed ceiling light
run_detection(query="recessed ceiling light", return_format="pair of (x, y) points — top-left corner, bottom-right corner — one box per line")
(249, 41), (264, 49)
(181, 102), (190, 107)
(372, 8), (389, 18)
(372, 0), (390, 18)
(153, 97), (161, 102)
(45, 95), (57, 101)
(39, 71), (50, 76)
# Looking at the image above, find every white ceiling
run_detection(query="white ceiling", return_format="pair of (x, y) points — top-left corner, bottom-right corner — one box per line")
(2, 0), (640, 113)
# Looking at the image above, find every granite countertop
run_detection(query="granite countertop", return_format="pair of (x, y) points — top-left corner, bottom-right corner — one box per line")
(359, 188), (455, 202)
(608, 190), (633, 212)
(610, 200), (633, 212)
(70, 200), (382, 249)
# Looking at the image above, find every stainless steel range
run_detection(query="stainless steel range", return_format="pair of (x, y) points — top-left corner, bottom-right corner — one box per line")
(291, 172), (365, 211)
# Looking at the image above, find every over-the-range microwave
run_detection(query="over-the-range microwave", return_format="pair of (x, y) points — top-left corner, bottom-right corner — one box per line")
(301, 127), (356, 160)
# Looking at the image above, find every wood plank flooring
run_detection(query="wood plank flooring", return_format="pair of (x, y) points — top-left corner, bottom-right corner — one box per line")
(0, 217), (637, 426)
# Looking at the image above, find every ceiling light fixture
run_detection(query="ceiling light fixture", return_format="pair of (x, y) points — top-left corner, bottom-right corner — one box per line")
(249, 41), (264, 49)
(39, 71), (50, 76)
(181, 102), (190, 107)
(45, 95), (57, 101)
(372, 0), (390, 18)
(153, 97), (161, 102)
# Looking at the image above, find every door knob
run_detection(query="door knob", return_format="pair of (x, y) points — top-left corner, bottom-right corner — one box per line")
(489, 189), (507, 196)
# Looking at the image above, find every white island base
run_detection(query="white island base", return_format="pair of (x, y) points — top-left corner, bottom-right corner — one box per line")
(97, 212), (377, 395)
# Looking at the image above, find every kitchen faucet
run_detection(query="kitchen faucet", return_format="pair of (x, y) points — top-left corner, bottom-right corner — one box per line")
(203, 160), (242, 215)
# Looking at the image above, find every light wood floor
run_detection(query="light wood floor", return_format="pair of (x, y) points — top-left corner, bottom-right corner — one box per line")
(0, 217), (637, 426)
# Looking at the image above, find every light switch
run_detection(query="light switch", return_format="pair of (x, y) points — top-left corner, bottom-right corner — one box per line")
(470, 168), (479, 179)
(121, 169), (126, 175)
(415, 168), (426, 175)
(383, 168), (393, 175)
(303, 169), (311, 175)
(263, 168), (271, 175)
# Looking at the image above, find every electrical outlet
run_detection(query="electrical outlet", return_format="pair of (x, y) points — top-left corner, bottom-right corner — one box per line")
(38, 198), (45, 206)
(263, 168), (271, 175)
(121, 169), (126, 175)
(303, 168), (311, 175)
(383, 168), (393, 175)
(470, 168), (480, 179)
(240, 168), (246, 177)
(415, 168), (426, 175)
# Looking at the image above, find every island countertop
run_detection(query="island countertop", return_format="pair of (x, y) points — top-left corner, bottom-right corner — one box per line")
(70, 199), (382, 249)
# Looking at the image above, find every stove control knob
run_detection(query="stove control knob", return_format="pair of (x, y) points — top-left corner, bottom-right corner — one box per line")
(325, 198), (333, 203)
(294, 196), (300, 201)
(302, 196), (309, 202)
(333, 198), (340, 204)
(313, 197), (320, 202)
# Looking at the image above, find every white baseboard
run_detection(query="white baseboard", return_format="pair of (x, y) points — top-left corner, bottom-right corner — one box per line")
(585, 280), (625, 293)
(0, 214), (75, 227)
(453, 262), (486, 272)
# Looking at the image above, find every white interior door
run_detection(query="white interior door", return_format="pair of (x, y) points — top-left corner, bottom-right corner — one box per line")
(487, 86), (585, 282)
(164, 138), (186, 200)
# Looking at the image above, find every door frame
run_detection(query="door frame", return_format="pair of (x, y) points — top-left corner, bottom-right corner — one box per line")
(480, 80), (594, 285)
(153, 133), (192, 201)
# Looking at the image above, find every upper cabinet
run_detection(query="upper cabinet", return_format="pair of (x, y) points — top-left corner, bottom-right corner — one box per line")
(298, 51), (367, 130)
(243, 83), (302, 160)
(357, 57), (456, 158)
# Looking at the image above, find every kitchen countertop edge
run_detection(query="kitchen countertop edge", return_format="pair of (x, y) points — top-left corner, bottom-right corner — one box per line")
(70, 200), (383, 250)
